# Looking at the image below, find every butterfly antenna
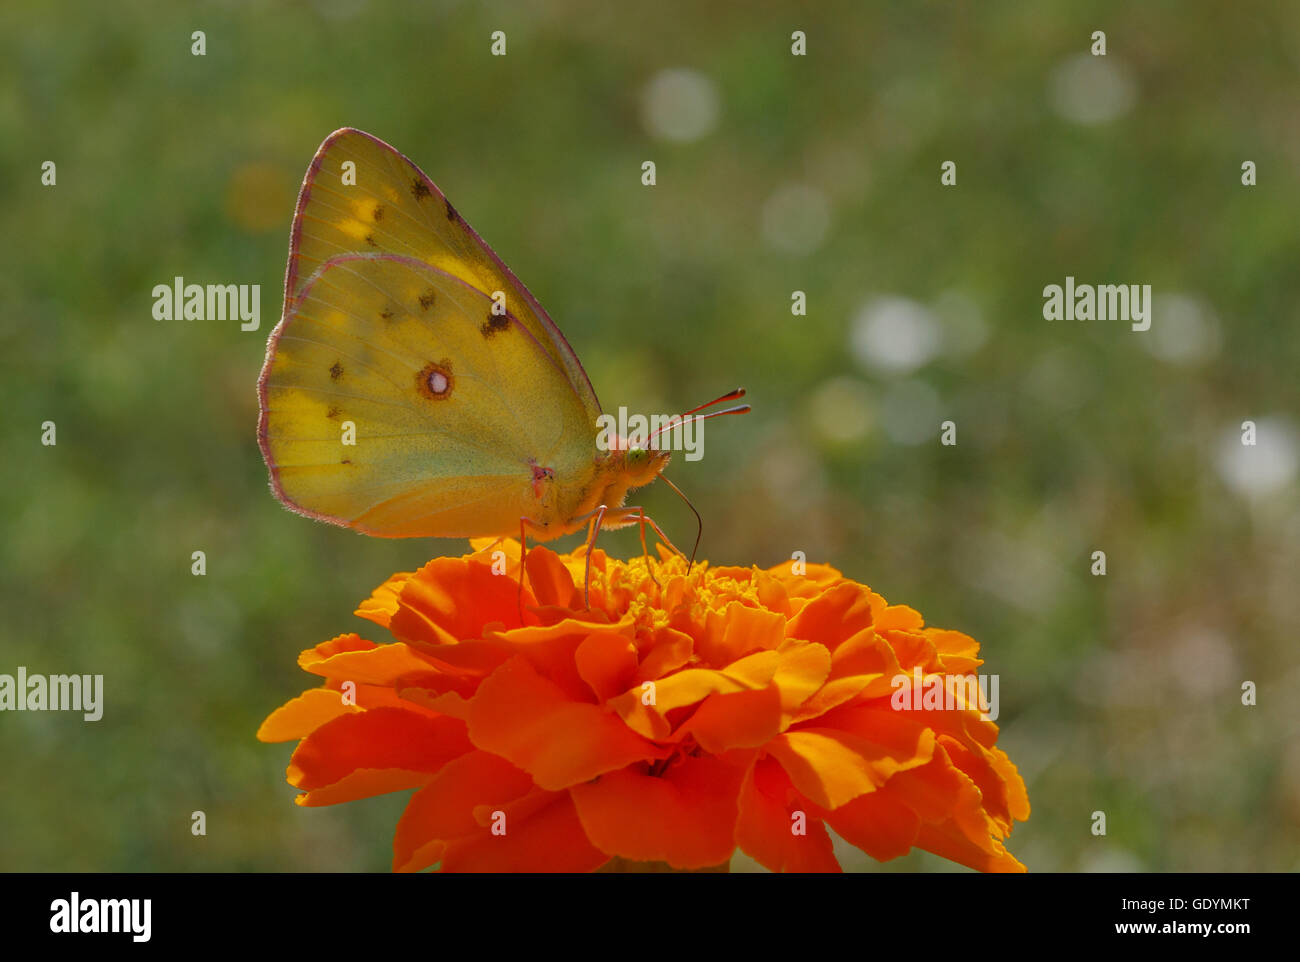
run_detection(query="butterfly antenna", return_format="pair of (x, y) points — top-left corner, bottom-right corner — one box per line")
(646, 391), (751, 445)
(658, 474), (702, 573)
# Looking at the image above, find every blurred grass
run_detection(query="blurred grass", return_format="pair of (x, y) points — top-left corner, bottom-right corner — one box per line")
(1, 0), (1298, 871)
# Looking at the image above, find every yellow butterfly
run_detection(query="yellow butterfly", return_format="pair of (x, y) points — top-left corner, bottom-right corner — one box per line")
(257, 129), (747, 595)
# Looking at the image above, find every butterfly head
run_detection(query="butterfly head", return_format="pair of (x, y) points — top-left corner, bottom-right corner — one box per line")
(619, 443), (672, 487)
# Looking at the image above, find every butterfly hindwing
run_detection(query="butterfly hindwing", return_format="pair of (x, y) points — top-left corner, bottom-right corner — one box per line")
(260, 253), (596, 538)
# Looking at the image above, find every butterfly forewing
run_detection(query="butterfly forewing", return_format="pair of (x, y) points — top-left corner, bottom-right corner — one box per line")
(285, 128), (600, 420)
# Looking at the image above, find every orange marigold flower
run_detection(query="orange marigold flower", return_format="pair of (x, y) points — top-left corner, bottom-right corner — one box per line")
(258, 541), (1030, 872)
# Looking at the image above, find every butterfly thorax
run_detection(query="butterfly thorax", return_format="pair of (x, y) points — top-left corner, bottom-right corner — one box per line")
(542, 440), (670, 538)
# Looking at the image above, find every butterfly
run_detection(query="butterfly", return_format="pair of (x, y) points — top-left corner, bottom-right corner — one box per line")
(257, 128), (748, 601)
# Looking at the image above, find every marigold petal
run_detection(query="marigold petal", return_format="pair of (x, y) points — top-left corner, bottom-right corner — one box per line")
(786, 581), (883, 649)
(820, 786), (921, 862)
(674, 687), (783, 752)
(937, 735), (1031, 832)
(354, 572), (414, 628)
(752, 569), (794, 617)
(288, 707), (472, 795)
(523, 547), (580, 609)
(297, 633), (374, 672)
(634, 627), (695, 682)
(611, 650), (780, 740)
(488, 618), (636, 702)
(393, 750), (534, 872)
(257, 688), (359, 743)
(915, 821), (1026, 873)
(467, 657), (665, 789)
(925, 628), (983, 674)
(790, 674), (886, 724)
(695, 602), (787, 667)
(570, 754), (746, 869)
(773, 639), (832, 718)
(397, 687), (472, 720)
(439, 791), (609, 872)
(768, 710), (936, 809)
(879, 628), (939, 673)
(389, 557), (529, 648)
(301, 641), (441, 686)
(574, 633), (639, 703)
(735, 757), (842, 872)
(876, 604), (924, 631)
(295, 769), (434, 807)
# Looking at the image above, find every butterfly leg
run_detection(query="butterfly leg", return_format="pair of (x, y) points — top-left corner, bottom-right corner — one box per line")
(607, 507), (684, 561)
(516, 517), (549, 622)
(581, 505), (608, 609)
(628, 506), (659, 588)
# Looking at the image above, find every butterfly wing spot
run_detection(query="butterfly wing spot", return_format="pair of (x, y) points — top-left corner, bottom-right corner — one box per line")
(480, 313), (510, 338)
(445, 198), (458, 221)
(418, 288), (437, 311)
(411, 178), (431, 200)
(379, 307), (395, 320)
(326, 405), (341, 420)
(373, 204), (385, 221)
(365, 233), (378, 247)
(329, 361), (344, 380)
(341, 458), (352, 465)
(416, 359), (455, 401)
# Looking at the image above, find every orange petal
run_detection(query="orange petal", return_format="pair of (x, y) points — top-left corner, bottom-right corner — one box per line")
(786, 581), (883, 649)
(297, 633), (374, 673)
(773, 639), (832, 719)
(925, 628), (983, 675)
(915, 820), (1026, 872)
(674, 687), (783, 752)
(523, 547), (579, 609)
(768, 708), (935, 809)
(570, 754), (746, 869)
(301, 641), (442, 686)
(392, 750), (534, 872)
(752, 569), (794, 618)
(257, 688), (359, 743)
(610, 650), (781, 740)
(735, 756), (841, 872)
(487, 618), (636, 702)
(398, 687), (472, 720)
(354, 572), (414, 628)
(439, 790), (608, 872)
(879, 628), (939, 673)
(695, 602), (787, 667)
(937, 735), (1030, 832)
(389, 557), (529, 648)
(875, 604), (925, 631)
(467, 657), (664, 790)
(295, 768), (434, 807)
(820, 785), (921, 862)
(288, 707), (472, 794)
(634, 627), (695, 682)
(574, 633), (639, 703)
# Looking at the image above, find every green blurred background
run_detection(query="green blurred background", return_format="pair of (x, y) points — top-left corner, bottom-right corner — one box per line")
(2, 0), (1297, 871)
